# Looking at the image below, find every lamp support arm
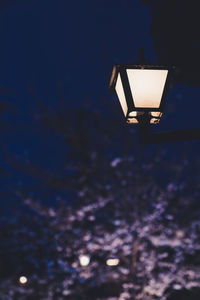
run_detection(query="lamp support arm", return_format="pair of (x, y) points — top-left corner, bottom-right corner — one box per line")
(139, 128), (200, 144)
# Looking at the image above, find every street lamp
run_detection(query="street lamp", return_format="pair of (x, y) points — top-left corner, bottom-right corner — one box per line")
(109, 62), (175, 125)
(109, 50), (200, 143)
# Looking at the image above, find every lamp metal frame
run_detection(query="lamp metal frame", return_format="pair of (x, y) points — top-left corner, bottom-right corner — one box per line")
(109, 63), (176, 124)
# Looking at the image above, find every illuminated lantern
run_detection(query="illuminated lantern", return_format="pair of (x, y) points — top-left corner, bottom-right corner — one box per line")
(109, 63), (174, 124)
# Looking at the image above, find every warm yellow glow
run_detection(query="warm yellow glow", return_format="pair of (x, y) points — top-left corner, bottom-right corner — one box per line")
(115, 74), (128, 116)
(19, 276), (27, 284)
(127, 118), (138, 124)
(127, 69), (168, 108)
(150, 118), (160, 124)
(79, 255), (90, 266)
(150, 112), (163, 117)
(128, 111), (137, 117)
(106, 258), (119, 266)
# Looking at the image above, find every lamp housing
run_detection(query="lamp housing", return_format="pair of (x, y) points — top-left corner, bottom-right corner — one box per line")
(109, 64), (175, 124)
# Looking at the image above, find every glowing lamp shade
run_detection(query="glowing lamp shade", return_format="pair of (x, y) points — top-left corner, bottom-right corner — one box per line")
(115, 73), (128, 116)
(126, 69), (168, 108)
(109, 64), (172, 124)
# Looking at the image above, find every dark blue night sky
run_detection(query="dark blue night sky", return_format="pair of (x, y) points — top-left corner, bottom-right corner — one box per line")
(1, 0), (200, 124)
(0, 0), (153, 207)
(1, 0), (200, 207)
(0, 0), (154, 102)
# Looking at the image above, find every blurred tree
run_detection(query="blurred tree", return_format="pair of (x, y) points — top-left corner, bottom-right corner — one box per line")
(1, 85), (200, 299)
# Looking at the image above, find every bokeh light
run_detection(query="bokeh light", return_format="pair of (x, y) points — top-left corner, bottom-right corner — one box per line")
(106, 258), (119, 266)
(19, 276), (27, 284)
(79, 255), (90, 266)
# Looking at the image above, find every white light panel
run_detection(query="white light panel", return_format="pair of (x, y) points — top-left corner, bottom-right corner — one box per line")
(127, 69), (168, 108)
(115, 73), (128, 116)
